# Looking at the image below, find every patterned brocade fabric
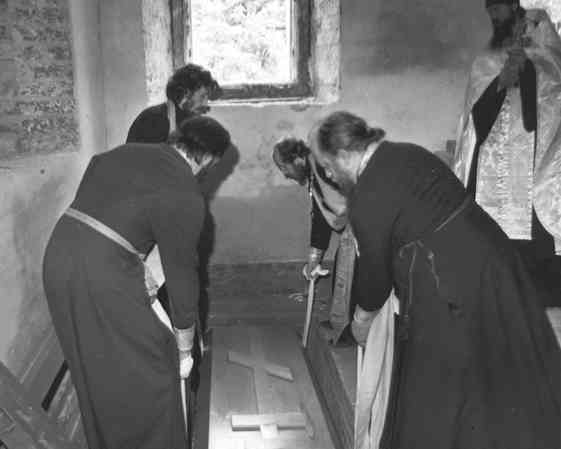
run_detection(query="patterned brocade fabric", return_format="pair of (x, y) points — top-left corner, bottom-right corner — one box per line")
(309, 156), (348, 231)
(454, 9), (561, 254)
(475, 89), (535, 240)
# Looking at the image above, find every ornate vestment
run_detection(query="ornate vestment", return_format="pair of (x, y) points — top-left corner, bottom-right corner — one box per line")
(454, 10), (561, 253)
(308, 156), (356, 343)
(309, 156), (348, 231)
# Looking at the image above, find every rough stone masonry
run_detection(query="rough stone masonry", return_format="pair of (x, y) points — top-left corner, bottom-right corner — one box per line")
(0, 0), (78, 159)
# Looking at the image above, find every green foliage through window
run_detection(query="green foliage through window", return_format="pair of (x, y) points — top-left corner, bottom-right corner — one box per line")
(191, 0), (293, 86)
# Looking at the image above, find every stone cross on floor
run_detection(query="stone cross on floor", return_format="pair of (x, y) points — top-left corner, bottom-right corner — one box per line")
(227, 327), (310, 439)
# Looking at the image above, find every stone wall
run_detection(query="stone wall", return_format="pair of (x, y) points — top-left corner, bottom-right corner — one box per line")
(0, 0), (78, 159)
(0, 0), (106, 393)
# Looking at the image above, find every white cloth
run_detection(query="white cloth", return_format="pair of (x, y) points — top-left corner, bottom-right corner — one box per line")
(354, 292), (399, 449)
(145, 245), (165, 287)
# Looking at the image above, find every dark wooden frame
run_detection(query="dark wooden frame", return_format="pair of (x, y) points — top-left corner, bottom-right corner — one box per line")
(170, 0), (312, 101)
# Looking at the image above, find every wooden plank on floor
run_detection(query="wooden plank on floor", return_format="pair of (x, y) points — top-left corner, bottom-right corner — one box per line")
(208, 325), (335, 449)
(18, 327), (64, 408)
(228, 350), (294, 381)
(0, 362), (78, 449)
(305, 320), (355, 449)
(193, 335), (212, 449)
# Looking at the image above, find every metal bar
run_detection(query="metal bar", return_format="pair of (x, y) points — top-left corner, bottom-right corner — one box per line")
(169, 0), (185, 69)
(302, 278), (316, 347)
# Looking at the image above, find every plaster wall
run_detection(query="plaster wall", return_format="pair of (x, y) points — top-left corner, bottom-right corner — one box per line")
(100, 0), (148, 147)
(100, 0), (490, 264)
(0, 0), (106, 372)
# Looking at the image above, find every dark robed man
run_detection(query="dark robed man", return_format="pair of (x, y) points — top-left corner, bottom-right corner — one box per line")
(125, 62), (222, 323)
(273, 136), (356, 344)
(126, 63), (222, 144)
(43, 116), (231, 449)
(312, 111), (560, 449)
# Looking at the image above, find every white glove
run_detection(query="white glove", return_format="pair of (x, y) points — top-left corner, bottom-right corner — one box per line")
(179, 350), (193, 379)
(302, 263), (330, 281)
(174, 325), (195, 378)
(302, 247), (328, 281)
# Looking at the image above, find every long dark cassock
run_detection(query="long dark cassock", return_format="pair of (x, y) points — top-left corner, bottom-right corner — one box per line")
(350, 141), (560, 449)
(43, 143), (203, 449)
(126, 102), (193, 144)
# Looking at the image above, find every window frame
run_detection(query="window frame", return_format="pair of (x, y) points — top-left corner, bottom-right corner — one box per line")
(170, 0), (313, 102)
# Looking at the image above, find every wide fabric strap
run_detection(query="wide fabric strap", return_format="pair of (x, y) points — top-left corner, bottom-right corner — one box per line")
(328, 225), (357, 343)
(167, 99), (177, 135)
(64, 208), (159, 303)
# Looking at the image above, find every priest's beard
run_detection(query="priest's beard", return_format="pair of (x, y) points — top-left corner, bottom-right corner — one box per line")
(489, 16), (516, 50)
(333, 171), (356, 197)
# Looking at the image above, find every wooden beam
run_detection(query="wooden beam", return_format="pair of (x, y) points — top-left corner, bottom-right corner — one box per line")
(227, 351), (294, 381)
(305, 320), (353, 449)
(231, 412), (307, 430)
(169, 0), (185, 68)
(0, 361), (79, 449)
(248, 327), (276, 436)
(19, 326), (65, 407)
(231, 412), (308, 440)
(226, 328), (299, 439)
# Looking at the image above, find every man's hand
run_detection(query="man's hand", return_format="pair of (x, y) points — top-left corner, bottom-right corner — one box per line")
(179, 350), (193, 379)
(498, 47), (527, 91)
(302, 247), (329, 281)
(302, 262), (329, 281)
(351, 320), (370, 347)
(351, 305), (378, 346)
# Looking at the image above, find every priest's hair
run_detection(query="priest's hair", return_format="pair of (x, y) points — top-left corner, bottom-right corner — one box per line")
(166, 63), (222, 104)
(318, 111), (385, 155)
(273, 138), (311, 164)
(168, 116), (231, 162)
